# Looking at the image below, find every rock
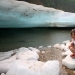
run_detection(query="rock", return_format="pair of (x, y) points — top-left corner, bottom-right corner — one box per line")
(41, 51), (45, 54)
(53, 44), (61, 49)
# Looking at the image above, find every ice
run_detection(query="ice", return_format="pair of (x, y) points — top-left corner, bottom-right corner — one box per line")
(54, 40), (71, 51)
(28, 47), (40, 53)
(62, 50), (72, 56)
(0, 55), (16, 73)
(16, 50), (39, 60)
(6, 60), (59, 75)
(0, 47), (60, 75)
(0, 0), (75, 27)
(0, 51), (15, 61)
(62, 55), (75, 69)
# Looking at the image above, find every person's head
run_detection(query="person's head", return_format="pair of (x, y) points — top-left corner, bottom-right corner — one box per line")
(71, 29), (75, 40)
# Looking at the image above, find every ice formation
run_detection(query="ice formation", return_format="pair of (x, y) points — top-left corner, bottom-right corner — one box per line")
(6, 60), (59, 75)
(0, 0), (75, 28)
(0, 47), (60, 75)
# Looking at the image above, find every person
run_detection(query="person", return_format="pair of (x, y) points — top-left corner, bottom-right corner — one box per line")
(69, 29), (75, 58)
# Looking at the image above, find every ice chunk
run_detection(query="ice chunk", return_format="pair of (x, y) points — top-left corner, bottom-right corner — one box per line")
(6, 60), (59, 75)
(62, 55), (75, 69)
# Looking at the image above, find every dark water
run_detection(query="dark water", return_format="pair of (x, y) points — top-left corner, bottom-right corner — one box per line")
(0, 28), (73, 52)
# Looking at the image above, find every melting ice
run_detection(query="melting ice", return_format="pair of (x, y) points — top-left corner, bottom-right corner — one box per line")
(0, 0), (75, 27)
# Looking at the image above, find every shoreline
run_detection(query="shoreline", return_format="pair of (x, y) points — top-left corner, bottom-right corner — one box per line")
(0, 47), (75, 75)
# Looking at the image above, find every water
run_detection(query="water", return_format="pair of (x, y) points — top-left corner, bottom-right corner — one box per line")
(0, 28), (73, 52)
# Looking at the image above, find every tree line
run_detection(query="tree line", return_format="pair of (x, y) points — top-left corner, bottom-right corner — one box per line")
(18, 0), (75, 12)
(42, 0), (75, 13)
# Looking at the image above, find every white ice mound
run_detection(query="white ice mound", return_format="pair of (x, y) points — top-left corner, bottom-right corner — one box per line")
(0, 0), (75, 27)
(62, 50), (72, 56)
(54, 40), (71, 51)
(16, 50), (39, 60)
(6, 60), (59, 75)
(0, 55), (16, 73)
(0, 47), (40, 73)
(62, 55), (75, 69)
(0, 51), (14, 61)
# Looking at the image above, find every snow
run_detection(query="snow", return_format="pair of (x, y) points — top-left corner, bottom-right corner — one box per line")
(0, 47), (60, 75)
(0, 0), (75, 27)
(6, 60), (59, 75)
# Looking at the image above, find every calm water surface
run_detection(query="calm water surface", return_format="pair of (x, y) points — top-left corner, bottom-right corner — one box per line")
(0, 28), (73, 52)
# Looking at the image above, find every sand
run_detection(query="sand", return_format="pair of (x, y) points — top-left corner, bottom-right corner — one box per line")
(38, 47), (75, 75)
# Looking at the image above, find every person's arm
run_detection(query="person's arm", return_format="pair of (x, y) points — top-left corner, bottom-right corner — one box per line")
(69, 42), (74, 49)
